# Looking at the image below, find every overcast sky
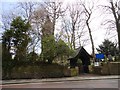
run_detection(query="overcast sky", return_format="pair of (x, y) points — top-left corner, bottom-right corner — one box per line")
(0, 0), (118, 54)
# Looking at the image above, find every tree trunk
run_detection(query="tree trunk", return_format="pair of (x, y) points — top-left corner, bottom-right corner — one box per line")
(52, 15), (56, 35)
(71, 24), (76, 50)
(52, 2), (56, 36)
(110, 1), (120, 50)
(116, 22), (120, 50)
(86, 22), (95, 61)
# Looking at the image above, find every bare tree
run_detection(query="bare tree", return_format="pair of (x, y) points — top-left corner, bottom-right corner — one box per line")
(61, 2), (86, 50)
(81, 0), (96, 59)
(61, 16), (73, 49)
(2, 13), (16, 30)
(110, 0), (120, 50)
(42, 0), (66, 35)
(2, 2), (55, 54)
(100, 0), (120, 50)
(17, 2), (38, 22)
(15, 2), (43, 53)
(69, 3), (82, 49)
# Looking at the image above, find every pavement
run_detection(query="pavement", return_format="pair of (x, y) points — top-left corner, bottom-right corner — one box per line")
(1, 74), (120, 85)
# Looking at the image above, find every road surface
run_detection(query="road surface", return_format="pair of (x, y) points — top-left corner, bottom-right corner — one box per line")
(1, 79), (119, 88)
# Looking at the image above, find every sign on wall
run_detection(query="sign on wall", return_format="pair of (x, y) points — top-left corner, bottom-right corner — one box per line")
(95, 54), (105, 59)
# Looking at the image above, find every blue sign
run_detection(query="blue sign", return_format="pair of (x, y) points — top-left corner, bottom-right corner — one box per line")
(95, 54), (105, 59)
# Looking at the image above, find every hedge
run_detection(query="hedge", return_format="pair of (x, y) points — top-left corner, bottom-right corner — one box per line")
(92, 62), (120, 75)
(3, 63), (67, 79)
